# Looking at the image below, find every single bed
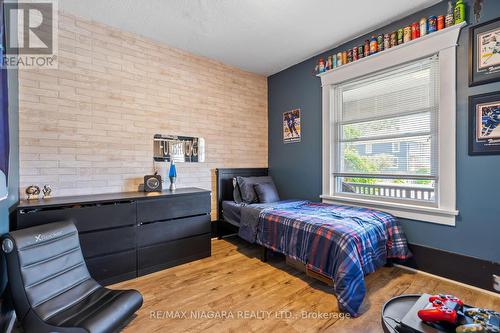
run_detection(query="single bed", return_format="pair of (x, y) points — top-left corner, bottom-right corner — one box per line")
(221, 200), (243, 227)
(215, 168), (411, 317)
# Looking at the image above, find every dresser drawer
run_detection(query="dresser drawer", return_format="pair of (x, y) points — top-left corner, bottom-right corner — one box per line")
(86, 250), (137, 285)
(80, 226), (136, 258)
(138, 233), (210, 276)
(16, 201), (136, 232)
(138, 215), (210, 247)
(136, 193), (210, 223)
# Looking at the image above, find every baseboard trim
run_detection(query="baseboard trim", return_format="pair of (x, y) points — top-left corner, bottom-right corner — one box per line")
(394, 264), (500, 298)
(397, 243), (500, 294)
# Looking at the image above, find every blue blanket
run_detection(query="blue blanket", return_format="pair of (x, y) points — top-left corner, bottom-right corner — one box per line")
(242, 200), (411, 316)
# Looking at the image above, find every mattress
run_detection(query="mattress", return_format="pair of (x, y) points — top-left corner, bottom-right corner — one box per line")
(222, 201), (243, 226)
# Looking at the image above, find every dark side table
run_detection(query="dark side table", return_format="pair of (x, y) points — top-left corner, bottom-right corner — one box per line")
(382, 294), (422, 333)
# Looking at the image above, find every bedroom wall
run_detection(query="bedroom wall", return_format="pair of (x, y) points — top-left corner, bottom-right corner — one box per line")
(18, 12), (268, 219)
(268, 0), (500, 263)
(0, 67), (19, 235)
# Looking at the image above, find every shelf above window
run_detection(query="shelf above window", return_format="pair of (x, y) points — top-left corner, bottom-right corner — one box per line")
(317, 22), (466, 86)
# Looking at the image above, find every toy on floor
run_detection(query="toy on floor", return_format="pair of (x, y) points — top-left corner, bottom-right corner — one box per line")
(417, 294), (500, 333)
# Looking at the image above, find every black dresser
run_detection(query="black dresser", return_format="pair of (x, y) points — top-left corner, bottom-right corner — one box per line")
(11, 188), (211, 285)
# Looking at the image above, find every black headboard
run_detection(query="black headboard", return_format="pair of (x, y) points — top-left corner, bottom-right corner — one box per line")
(216, 168), (268, 220)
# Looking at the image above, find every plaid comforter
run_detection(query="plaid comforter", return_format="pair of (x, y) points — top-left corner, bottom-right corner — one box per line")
(255, 201), (411, 316)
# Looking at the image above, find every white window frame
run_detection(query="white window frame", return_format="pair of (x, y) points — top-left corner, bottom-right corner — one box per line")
(319, 22), (466, 226)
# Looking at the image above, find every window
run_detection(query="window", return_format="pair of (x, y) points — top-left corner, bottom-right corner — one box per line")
(365, 143), (372, 154)
(391, 142), (400, 153)
(320, 23), (464, 225)
(333, 56), (439, 205)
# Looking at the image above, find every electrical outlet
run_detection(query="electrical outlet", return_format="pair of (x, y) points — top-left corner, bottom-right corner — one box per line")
(494, 274), (500, 292)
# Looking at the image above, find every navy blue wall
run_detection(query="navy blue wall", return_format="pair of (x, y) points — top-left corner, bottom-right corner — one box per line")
(268, 0), (500, 263)
(0, 67), (19, 234)
(0, 67), (19, 293)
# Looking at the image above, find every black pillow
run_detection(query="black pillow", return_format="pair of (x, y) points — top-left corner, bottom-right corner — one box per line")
(236, 176), (275, 204)
(254, 182), (280, 203)
(232, 178), (243, 204)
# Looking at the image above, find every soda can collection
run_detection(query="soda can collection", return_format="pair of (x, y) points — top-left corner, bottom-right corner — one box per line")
(411, 22), (420, 40)
(428, 16), (437, 33)
(314, 5), (459, 74)
(437, 15), (445, 30)
(383, 34), (390, 51)
(420, 18), (427, 36)
(358, 45), (364, 59)
(376, 35), (383, 52)
(390, 32), (397, 48)
(403, 26), (412, 43)
(369, 35), (378, 55)
(397, 29), (404, 45)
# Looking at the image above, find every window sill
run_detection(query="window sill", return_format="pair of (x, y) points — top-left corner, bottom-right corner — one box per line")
(320, 194), (458, 226)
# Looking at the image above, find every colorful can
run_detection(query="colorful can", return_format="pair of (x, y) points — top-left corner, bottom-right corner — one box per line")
(332, 54), (337, 68)
(420, 17), (427, 36)
(347, 49), (353, 63)
(364, 40), (370, 57)
(390, 32), (397, 48)
(403, 26), (412, 43)
(437, 15), (445, 30)
(358, 45), (364, 59)
(370, 35), (378, 55)
(337, 52), (343, 66)
(445, 13), (454, 28)
(342, 51), (347, 65)
(397, 29), (404, 45)
(428, 16), (437, 33)
(377, 35), (383, 52)
(352, 47), (358, 61)
(454, 0), (465, 24)
(318, 58), (325, 73)
(411, 22), (420, 40)
(383, 34), (390, 50)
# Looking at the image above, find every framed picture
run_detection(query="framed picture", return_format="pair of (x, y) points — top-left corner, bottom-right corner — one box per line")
(283, 109), (301, 144)
(469, 91), (500, 155)
(469, 17), (500, 87)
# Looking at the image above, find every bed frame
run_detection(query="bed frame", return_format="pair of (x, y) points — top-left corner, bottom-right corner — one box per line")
(215, 167), (268, 239)
(215, 167), (336, 278)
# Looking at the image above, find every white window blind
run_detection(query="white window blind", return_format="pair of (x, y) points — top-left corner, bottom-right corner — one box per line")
(333, 56), (439, 204)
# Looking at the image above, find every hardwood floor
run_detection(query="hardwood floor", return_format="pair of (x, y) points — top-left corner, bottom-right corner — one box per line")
(114, 238), (500, 333)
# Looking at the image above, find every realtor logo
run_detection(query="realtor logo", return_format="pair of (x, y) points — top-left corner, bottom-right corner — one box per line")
(3, 0), (58, 69)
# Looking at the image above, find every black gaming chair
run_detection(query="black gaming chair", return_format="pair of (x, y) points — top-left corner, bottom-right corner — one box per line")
(2, 221), (143, 333)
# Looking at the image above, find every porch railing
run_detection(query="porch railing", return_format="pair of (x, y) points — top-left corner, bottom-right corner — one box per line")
(344, 182), (435, 202)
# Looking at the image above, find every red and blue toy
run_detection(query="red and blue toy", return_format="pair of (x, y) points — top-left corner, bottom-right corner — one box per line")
(418, 294), (464, 324)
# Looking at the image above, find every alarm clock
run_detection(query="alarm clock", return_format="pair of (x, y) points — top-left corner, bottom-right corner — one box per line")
(144, 175), (162, 192)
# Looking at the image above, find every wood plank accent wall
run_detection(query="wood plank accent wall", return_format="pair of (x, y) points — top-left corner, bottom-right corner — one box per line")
(18, 12), (268, 219)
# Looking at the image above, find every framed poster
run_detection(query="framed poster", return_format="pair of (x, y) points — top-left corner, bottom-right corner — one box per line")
(283, 109), (301, 144)
(469, 17), (500, 87)
(469, 91), (500, 155)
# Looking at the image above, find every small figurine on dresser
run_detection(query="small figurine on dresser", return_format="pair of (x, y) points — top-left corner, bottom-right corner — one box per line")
(42, 185), (52, 199)
(25, 185), (40, 200)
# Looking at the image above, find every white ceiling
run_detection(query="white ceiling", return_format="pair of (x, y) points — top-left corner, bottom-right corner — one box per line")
(59, 0), (441, 76)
